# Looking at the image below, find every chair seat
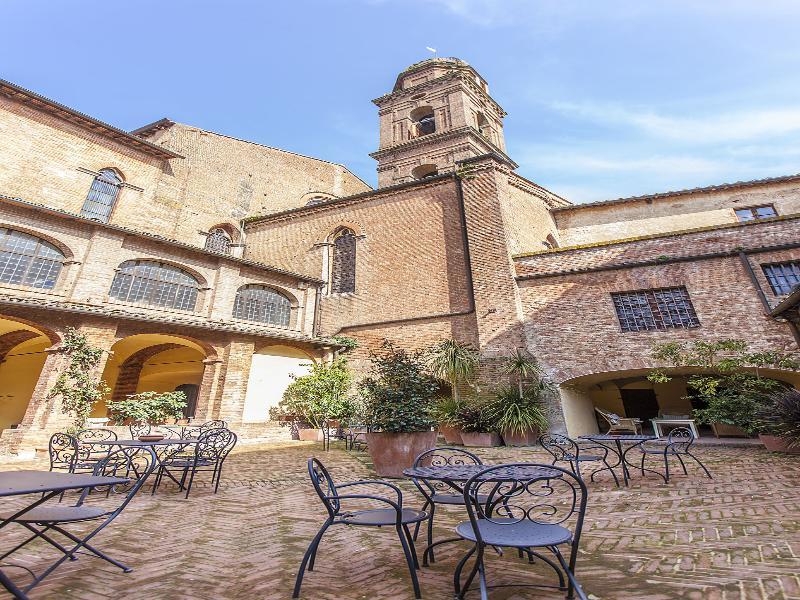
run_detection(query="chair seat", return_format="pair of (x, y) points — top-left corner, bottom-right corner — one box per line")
(162, 458), (213, 467)
(573, 455), (603, 462)
(641, 447), (684, 455)
(431, 493), (489, 505)
(340, 508), (427, 526)
(3, 504), (108, 523)
(455, 518), (572, 548)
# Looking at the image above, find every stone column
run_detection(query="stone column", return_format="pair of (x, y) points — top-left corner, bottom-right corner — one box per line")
(194, 357), (224, 421)
(214, 339), (256, 426)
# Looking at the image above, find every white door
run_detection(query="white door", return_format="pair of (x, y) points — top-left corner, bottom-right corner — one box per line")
(241, 345), (313, 423)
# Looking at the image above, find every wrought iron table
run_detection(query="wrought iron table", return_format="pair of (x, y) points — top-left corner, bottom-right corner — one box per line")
(0, 470), (129, 599)
(403, 464), (562, 565)
(578, 434), (666, 485)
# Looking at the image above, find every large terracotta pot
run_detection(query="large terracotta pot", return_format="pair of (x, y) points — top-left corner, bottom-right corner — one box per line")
(439, 425), (463, 445)
(365, 431), (438, 478)
(711, 422), (748, 438)
(759, 434), (800, 454)
(461, 432), (502, 447)
(298, 428), (324, 442)
(501, 429), (539, 447)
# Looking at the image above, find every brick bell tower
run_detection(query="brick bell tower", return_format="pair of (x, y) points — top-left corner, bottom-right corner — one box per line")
(370, 58), (515, 188)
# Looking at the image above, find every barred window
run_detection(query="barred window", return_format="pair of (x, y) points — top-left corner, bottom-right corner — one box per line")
(762, 262), (800, 295)
(330, 228), (356, 294)
(109, 260), (199, 311)
(81, 168), (122, 223)
(735, 205), (777, 222)
(611, 287), (700, 332)
(0, 228), (64, 290)
(232, 285), (291, 327)
(204, 228), (232, 255)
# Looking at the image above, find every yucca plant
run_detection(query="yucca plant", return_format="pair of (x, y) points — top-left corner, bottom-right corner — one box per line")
(503, 348), (545, 398)
(757, 388), (800, 448)
(489, 386), (549, 436)
(430, 396), (464, 427)
(426, 339), (480, 404)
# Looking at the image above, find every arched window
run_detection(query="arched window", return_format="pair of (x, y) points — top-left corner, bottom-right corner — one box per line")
(0, 227), (65, 290)
(476, 112), (491, 140)
(109, 260), (200, 311)
(205, 228), (232, 254)
(232, 285), (292, 327)
(410, 106), (436, 137)
(411, 164), (438, 180)
(330, 228), (356, 294)
(81, 168), (122, 223)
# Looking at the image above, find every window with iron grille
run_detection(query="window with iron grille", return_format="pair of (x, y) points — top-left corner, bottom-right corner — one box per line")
(204, 228), (232, 254)
(109, 260), (199, 311)
(762, 262), (800, 295)
(0, 228), (64, 290)
(611, 287), (700, 332)
(734, 205), (777, 222)
(330, 229), (356, 294)
(81, 169), (122, 223)
(232, 285), (291, 327)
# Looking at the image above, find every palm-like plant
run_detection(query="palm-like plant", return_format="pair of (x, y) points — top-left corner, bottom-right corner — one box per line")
(426, 339), (480, 403)
(503, 348), (545, 398)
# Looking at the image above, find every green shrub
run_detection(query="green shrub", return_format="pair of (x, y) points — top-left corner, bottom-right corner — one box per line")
(107, 391), (187, 425)
(488, 385), (549, 435)
(271, 357), (354, 428)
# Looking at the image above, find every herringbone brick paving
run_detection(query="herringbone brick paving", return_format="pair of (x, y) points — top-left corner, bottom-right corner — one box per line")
(0, 442), (798, 599)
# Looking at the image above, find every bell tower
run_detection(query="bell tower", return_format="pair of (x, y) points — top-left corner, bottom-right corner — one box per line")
(370, 58), (515, 188)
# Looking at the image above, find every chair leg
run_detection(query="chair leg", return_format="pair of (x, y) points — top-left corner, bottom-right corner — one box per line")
(676, 454), (688, 475)
(663, 453), (671, 483)
(214, 462), (225, 494)
(426, 503), (436, 563)
(412, 500), (430, 541)
(396, 525), (422, 599)
(478, 557), (489, 600)
(402, 524), (420, 570)
(573, 460), (582, 479)
(49, 524), (131, 572)
(688, 452), (713, 479)
(453, 545), (476, 599)
(640, 452), (646, 476)
(292, 521), (331, 598)
(184, 466), (199, 499)
(601, 459), (620, 487)
(554, 546), (589, 600)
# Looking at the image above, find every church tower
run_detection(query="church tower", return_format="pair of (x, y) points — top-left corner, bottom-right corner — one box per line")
(370, 58), (515, 188)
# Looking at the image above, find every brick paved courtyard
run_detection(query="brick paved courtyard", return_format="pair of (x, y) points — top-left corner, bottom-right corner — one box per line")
(1, 442), (798, 599)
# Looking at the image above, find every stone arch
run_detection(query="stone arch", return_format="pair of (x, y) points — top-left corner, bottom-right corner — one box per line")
(113, 257), (209, 289)
(0, 223), (75, 261)
(317, 221), (366, 243)
(411, 164), (438, 180)
(302, 192), (338, 207)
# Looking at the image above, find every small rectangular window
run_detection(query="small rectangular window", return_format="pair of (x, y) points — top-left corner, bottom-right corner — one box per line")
(735, 205), (777, 222)
(611, 287), (700, 332)
(762, 262), (800, 295)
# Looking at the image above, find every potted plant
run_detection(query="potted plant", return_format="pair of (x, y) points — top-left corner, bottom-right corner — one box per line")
(107, 390), (187, 435)
(271, 357), (353, 442)
(430, 396), (465, 444)
(458, 397), (501, 447)
(426, 339), (479, 444)
(756, 388), (800, 453)
(489, 386), (549, 446)
(360, 342), (439, 477)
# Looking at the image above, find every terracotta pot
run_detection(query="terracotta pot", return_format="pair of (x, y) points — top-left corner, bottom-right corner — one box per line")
(711, 422), (748, 438)
(365, 431), (438, 478)
(439, 425), (463, 445)
(759, 434), (800, 454)
(461, 432), (502, 447)
(501, 429), (539, 447)
(298, 428), (324, 442)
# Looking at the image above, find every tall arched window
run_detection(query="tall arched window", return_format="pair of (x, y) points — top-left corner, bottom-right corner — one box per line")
(0, 228), (65, 290)
(330, 228), (356, 294)
(205, 228), (232, 254)
(232, 285), (292, 327)
(109, 260), (200, 311)
(81, 168), (122, 223)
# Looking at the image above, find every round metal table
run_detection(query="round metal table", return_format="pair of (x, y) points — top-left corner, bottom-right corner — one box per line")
(578, 434), (666, 485)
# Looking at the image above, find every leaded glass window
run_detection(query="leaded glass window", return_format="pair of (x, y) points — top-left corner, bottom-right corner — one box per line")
(232, 285), (292, 327)
(611, 287), (700, 332)
(81, 168), (122, 223)
(0, 228), (64, 289)
(762, 262), (800, 295)
(109, 260), (199, 311)
(330, 229), (356, 294)
(205, 228), (232, 254)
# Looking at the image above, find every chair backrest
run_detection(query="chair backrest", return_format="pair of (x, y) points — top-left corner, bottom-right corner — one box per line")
(49, 433), (78, 472)
(307, 457), (340, 519)
(539, 433), (581, 462)
(667, 426), (695, 453)
(129, 423), (151, 438)
(194, 428), (237, 464)
(412, 447), (483, 501)
(462, 462), (588, 555)
(200, 420), (227, 431)
(76, 428), (118, 443)
(594, 407), (620, 425)
(78, 446), (157, 513)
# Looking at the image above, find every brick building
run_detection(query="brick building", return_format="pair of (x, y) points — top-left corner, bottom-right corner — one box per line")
(2, 57), (800, 456)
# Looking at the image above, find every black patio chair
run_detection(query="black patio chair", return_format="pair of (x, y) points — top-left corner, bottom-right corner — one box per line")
(47, 433), (79, 474)
(74, 429), (117, 471)
(639, 426), (712, 482)
(293, 458), (427, 599)
(0, 446), (157, 595)
(455, 462), (589, 600)
(540, 433), (620, 487)
(199, 419), (227, 431)
(410, 447), (483, 565)
(153, 428), (237, 498)
(129, 424), (151, 438)
(345, 423), (370, 451)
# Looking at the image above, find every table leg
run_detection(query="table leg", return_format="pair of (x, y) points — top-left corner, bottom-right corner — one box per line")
(622, 441), (667, 483)
(584, 440), (623, 485)
(617, 440), (630, 486)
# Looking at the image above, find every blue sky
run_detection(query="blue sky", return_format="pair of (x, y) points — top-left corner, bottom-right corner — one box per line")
(4, 0), (800, 202)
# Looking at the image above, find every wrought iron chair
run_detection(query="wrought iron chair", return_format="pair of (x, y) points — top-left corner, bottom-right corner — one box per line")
(0, 446), (157, 595)
(345, 423), (370, 451)
(540, 434), (620, 487)
(129, 424), (151, 438)
(410, 447), (483, 565)
(293, 458), (427, 599)
(47, 433), (79, 474)
(638, 426), (712, 482)
(74, 429), (118, 471)
(153, 428), (237, 498)
(199, 419), (227, 431)
(594, 407), (642, 435)
(455, 463), (589, 600)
